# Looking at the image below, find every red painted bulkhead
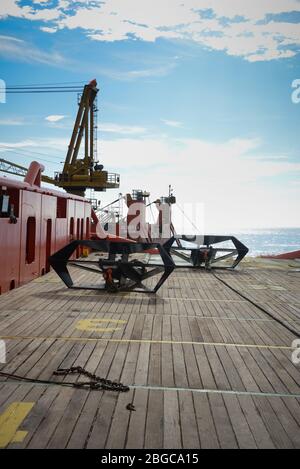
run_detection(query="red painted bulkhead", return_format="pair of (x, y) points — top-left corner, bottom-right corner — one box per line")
(0, 175), (91, 295)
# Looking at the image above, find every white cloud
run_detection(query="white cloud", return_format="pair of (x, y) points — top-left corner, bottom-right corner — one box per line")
(0, 139), (41, 151)
(0, 34), (65, 65)
(1, 1), (300, 62)
(187, 0), (300, 20)
(40, 26), (57, 33)
(0, 138), (69, 155)
(0, 1), (61, 21)
(161, 119), (183, 128)
(97, 63), (177, 81)
(45, 115), (66, 122)
(0, 117), (26, 126)
(99, 123), (146, 134)
(98, 135), (300, 230)
(1, 134), (299, 229)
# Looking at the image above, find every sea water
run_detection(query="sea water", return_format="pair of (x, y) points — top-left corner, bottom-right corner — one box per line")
(230, 228), (300, 257)
(180, 228), (300, 257)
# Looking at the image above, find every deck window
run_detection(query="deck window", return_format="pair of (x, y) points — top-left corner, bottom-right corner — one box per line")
(26, 217), (36, 264)
(57, 197), (67, 218)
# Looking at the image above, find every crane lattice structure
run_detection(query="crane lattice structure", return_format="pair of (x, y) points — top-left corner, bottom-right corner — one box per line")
(0, 79), (120, 197)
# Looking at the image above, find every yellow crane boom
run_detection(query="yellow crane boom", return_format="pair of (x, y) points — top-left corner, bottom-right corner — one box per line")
(0, 79), (120, 197)
(55, 79), (120, 196)
(0, 158), (55, 185)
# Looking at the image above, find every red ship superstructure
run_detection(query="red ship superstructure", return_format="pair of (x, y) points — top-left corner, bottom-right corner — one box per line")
(0, 161), (91, 294)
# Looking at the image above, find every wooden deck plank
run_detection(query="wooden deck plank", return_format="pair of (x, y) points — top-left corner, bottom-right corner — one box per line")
(252, 396), (295, 449)
(126, 389), (148, 449)
(208, 394), (238, 448)
(144, 390), (164, 448)
(193, 392), (220, 448)
(222, 394), (257, 448)
(163, 390), (182, 449)
(178, 391), (200, 448)
(236, 394), (276, 448)
(267, 397), (300, 448)
(0, 262), (299, 449)
(26, 387), (75, 448)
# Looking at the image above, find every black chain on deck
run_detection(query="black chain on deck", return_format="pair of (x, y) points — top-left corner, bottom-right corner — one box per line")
(53, 366), (130, 392)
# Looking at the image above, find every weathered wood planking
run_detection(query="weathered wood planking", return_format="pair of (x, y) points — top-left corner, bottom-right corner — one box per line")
(0, 263), (299, 448)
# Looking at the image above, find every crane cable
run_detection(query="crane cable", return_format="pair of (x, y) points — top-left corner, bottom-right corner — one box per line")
(149, 201), (156, 224)
(0, 150), (60, 166)
(5, 84), (84, 94)
(6, 81), (86, 86)
(176, 203), (202, 233)
(6, 90), (82, 94)
(99, 195), (125, 212)
(0, 145), (62, 162)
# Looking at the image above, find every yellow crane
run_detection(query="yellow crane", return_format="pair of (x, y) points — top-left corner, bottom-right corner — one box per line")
(0, 79), (120, 197)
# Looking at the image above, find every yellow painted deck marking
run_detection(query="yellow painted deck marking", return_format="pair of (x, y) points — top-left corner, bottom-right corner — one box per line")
(75, 318), (127, 333)
(11, 430), (28, 443)
(0, 335), (294, 350)
(0, 402), (34, 448)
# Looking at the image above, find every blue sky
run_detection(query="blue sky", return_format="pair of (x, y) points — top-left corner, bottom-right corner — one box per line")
(0, 1), (300, 231)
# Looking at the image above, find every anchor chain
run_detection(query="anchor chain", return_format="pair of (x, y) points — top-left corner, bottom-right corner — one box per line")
(53, 366), (130, 392)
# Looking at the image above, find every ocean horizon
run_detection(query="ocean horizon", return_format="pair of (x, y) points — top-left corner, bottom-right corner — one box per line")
(179, 227), (300, 257)
(224, 227), (300, 257)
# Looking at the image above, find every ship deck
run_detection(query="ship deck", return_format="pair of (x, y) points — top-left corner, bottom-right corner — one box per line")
(0, 260), (300, 449)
